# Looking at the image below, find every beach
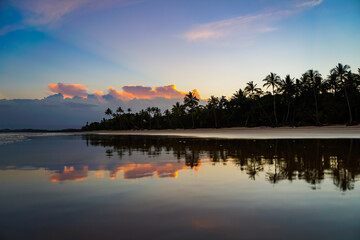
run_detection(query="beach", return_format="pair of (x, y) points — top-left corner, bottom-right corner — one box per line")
(87, 125), (360, 139)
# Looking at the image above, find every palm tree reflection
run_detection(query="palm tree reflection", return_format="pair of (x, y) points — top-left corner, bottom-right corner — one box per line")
(82, 135), (360, 191)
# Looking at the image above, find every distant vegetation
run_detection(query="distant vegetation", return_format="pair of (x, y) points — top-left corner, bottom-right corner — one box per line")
(82, 63), (360, 130)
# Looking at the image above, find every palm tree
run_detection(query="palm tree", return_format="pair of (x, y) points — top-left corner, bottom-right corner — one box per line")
(325, 72), (339, 96)
(164, 109), (173, 128)
(303, 70), (322, 125)
(280, 75), (295, 125)
(208, 96), (219, 128)
(151, 107), (161, 128)
(171, 102), (185, 128)
(146, 107), (153, 129)
(244, 81), (261, 97)
(331, 63), (352, 124)
(105, 108), (113, 118)
(263, 73), (281, 126)
(244, 81), (272, 126)
(231, 89), (247, 104)
(291, 78), (302, 125)
(184, 91), (199, 128)
(116, 106), (124, 116)
(229, 89), (248, 126)
(218, 96), (228, 110)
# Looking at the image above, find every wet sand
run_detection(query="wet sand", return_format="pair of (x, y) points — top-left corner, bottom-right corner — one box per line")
(87, 125), (360, 139)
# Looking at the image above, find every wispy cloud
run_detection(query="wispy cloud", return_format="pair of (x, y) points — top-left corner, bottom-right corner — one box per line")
(181, 0), (323, 42)
(1, 0), (139, 35)
(0, 24), (25, 36)
(181, 11), (291, 41)
(296, 0), (323, 8)
(15, 0), (89, 27)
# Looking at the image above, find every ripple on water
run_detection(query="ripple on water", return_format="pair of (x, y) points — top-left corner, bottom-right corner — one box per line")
(0, 133), (28, 145)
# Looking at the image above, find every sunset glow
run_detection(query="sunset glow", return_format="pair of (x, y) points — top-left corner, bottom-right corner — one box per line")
(1, 0), (358, 100)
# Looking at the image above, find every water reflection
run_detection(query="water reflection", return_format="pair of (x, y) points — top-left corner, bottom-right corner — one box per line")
(1, 134), (360, 240)
(50, 166), (88, 182)
(83, 135), (360, 191)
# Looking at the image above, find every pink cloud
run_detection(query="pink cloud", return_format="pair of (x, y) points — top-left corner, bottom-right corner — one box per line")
(48, 83), (88, 98)
(108, 87), (135, 100)
(48, 83), (201, 100)
(109, 84), (201, 100)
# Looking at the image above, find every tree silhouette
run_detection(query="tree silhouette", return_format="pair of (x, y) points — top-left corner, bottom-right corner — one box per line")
(280, 75), (295, 125)
(105, 108), (113, 118)
(331, 63), (352, 124)
(263, 73), (281, 126)
(171, 102), (185, 128)
(82, 63), (360, 131)
(208, 96), (219, 128)
(304, 69), (322, 125)
(325, 72), (339, 96)
(184, 91), (199, 128)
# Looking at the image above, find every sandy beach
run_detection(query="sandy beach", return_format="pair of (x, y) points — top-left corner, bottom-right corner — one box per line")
(86, 125), (360, 139)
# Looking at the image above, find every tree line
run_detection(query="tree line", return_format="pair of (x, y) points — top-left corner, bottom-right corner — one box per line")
(82, 63), (360, 130)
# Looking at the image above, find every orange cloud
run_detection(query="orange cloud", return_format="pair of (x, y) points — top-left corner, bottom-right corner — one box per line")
(48, 83), (201, 100)
(108, 84), (201, 100)
(108, 87), (135, 100)
(48, 83), (88, 98)
(93, 90), (105, 102)
(191, 89), (201, 99)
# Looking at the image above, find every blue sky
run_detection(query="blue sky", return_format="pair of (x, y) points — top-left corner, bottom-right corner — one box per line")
(0, 0), (359, 100)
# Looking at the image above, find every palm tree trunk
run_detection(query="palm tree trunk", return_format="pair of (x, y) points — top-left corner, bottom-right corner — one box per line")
(177, 115), (184, 129)
(245, 115), (249, 127)
(285, 100), (290, 125)
(313, 90), (320, 125)
(256, 100), (273, 126)
(168, 116), (173, 129)
(273, 91), (278, 126)
(213, 109), (217, 128)
(292, 97), (297, 126)
(343, 86), (353, 124)
(191, 112), (195, 128)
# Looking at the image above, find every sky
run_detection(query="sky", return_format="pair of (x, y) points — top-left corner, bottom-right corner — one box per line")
(0, 0), (359, 129)
(0, 0), (359, 100)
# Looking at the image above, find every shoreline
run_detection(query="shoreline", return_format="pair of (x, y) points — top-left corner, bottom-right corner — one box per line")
(83, 125), (360, 139)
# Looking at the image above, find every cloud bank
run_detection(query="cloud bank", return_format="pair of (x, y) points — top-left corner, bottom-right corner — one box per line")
(0, 83), (202, 129)
(48, 83), (201, 100)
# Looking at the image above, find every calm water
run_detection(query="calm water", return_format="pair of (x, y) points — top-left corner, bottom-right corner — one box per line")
(0, 134), (360, 239)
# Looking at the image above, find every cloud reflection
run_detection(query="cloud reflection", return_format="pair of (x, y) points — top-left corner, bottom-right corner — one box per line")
(50, 161), (202, 182)
(50, 166), (88, 182)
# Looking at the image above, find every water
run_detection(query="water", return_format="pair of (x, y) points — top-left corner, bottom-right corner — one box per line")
(0, 134), (359, 239)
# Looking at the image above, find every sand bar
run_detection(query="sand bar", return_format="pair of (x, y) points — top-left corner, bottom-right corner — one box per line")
(86, 125), (360, 139)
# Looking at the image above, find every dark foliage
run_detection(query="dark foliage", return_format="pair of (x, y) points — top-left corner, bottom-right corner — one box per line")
(82, 64), (360, 131)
